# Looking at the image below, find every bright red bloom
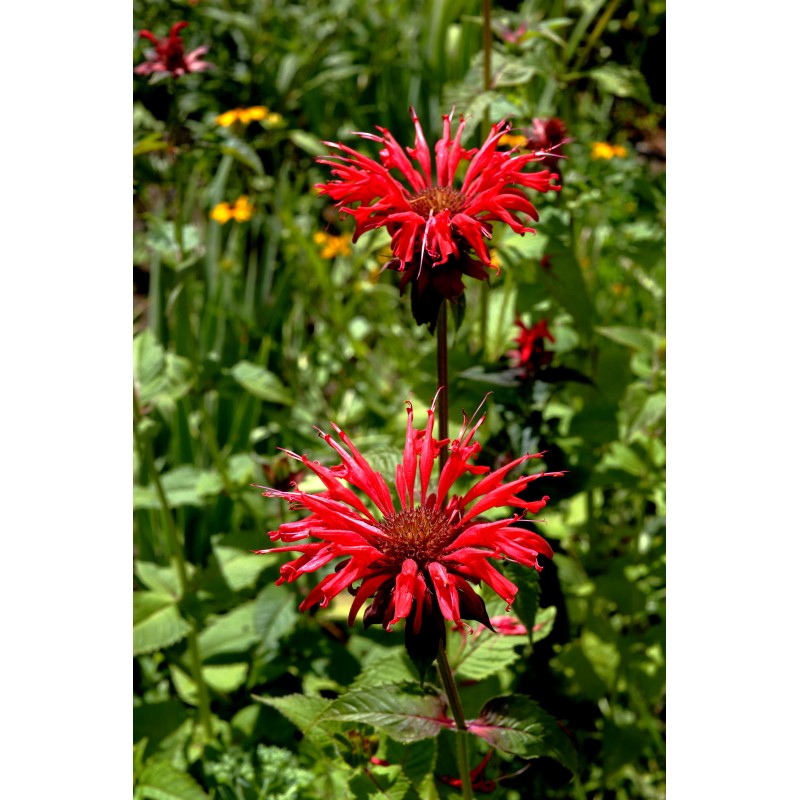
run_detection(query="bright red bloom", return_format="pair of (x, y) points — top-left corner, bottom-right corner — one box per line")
(135, 21), (212, 78)
(316, 109), (560, 327)
(256, 396), (560, 654)
(508, 318), (555, 377)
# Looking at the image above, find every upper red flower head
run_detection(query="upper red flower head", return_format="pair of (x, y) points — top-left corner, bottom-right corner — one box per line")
(256, 396), (561, 654)
(523, 118), (571, 174)
(316, 109), (560, 327)
(135, 21), (212, 78)
(508, 317), (555, 377)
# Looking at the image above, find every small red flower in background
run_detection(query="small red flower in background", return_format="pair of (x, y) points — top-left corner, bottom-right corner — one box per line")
(524, 117), (571, 175)
(316, 109), (560, 328)
(256, 396), (560, 660)
(135, 21), (212, 78)
(508, 318), (555, 378)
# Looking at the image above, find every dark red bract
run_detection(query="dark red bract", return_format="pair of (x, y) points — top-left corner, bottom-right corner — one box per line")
(508, 318), (555, 377)
(135, 21), (212, 78)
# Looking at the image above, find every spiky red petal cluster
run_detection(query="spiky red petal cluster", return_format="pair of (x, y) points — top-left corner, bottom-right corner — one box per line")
(135, 21), (212, 77)
(256, 397), (561, 635)
(508, 318), (555, 377)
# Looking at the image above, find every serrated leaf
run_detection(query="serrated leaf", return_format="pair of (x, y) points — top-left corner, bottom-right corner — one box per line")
(349, 764), (413, 800)
(220, 136), (264, 175)
(323, 685), (453, 743)
(254, 693), (334, 742)
(135, 561), (183, 597)
(230, 361), (293, 404)
(467, 695), (577, 772)
(350, 650), (417, 690)
(137, 759), (209, 800)
(253, 583), (299, 659)
(134, 593), (191, 655)
(198, 601), (258, 661)
(449, 630), (522, 681)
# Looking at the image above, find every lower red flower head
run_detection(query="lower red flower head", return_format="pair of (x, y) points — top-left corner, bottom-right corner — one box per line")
(256, 396), (561, 654)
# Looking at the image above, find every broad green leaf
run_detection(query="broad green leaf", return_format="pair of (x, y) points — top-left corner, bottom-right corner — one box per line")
(323, 685), (453, 743)
(204, 663), (249, 694)
(349, 764), (413, 800)
(254, 693), (335, 746)
(198, 601), (258, 661)
(590, 64), (652, 104)
(134, 330), (194, 412)
(537, 248), (594, 340)
(449, 629), (523, 681)
(135, 561), (184, 597)
(230, 361), (293, 405)
(288, 130), (328, 157)
(595, 326), (659, 354)
(350, 650), (417, 690)
(631, 392), (666, 436)
(253, 583), (300, 659)
(220, 136), (264, 175)
(385, 737), (437, 793)
(136, 759), (209, 800)
(214, 545), (274, 592)
(467, 695), (577, 772)
(134, 466), (223, 510)
(133, 593), (191, 656)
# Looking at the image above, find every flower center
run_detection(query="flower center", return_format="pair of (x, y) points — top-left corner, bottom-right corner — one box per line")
(378, 506), (454, 564)
(408, 187), (466, 216)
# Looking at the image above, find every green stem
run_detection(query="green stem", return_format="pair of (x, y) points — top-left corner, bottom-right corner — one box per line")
(436, 301), (449, 473)
(437, 642), (474, 800)
(133, 388), (214, 741)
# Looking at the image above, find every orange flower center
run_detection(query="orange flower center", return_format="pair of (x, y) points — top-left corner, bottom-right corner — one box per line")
(408, 187), (466, 216)
(378, 506), (454, 564)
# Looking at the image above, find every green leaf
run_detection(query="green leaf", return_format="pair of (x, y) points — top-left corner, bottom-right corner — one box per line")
(349, 764), (413, 800)
(230, 361), (293, 404)
(214, 545), (275, 592)
(453, 629), (526, 681)
(220, 136), (264, 175)
(136, 759), (209, 800)
(385, 737), (437, 793)
(322, 685), (453, 743)
(631, 392), (666, 435)
(134, 466), (223, 510)
(254, 694), (335, 746)
(467, 695), (577, 772)
(253, 583), (300, 659)
(135, 561), (182, 597)
(198, 601), (258, 661)
(589, 64), (652, 104)
(134, 331), (194, 412)
(133, 593), (191, 656)
(595, 326), (659, 353)
(288, 130), (328, 157)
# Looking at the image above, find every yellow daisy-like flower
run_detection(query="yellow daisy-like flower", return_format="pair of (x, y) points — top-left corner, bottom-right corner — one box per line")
(315, 231), (352, 259)
(215, 106), (270, 127)
(210, 196), (254, 224)
(498, 133), (528, 149)
(591, 142), (628, 160)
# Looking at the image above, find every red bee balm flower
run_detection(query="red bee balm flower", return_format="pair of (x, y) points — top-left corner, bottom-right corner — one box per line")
(508, 317), (555, 377)
(316, 110), (560, 328)
(134, 21), (212, 78)
(256, 397), (561, 662)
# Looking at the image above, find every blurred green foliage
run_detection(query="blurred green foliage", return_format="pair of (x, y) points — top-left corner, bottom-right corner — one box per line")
(134, 0), (665, 797)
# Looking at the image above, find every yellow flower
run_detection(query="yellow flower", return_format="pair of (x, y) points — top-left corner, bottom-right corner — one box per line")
(215, 110), (240, 128)
(239, 106), (268, 124)
(315, 231), (352, 259)
(489, 249), (501, 270)
(265, 112), (284, 127)
(231, 196), (254, 222)
(498, 133), (528, 149)
(591, 142), (628, 160)
(210, 196), (254, 224)
(215, 106), (271, 127)
(210, 202), (233, 223)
